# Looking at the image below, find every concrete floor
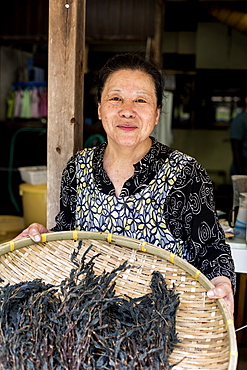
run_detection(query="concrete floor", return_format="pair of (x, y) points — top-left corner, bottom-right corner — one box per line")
(237, 337), (247, 370)
(234, 273), (247, 370)
(237, 345), (247, 370)
(236, 327), (247, 370)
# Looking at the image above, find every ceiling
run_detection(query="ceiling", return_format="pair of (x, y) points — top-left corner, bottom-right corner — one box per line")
(164, 1), (247, 33)
(1, 0), (247, 45)
(0, 0), (246, 72)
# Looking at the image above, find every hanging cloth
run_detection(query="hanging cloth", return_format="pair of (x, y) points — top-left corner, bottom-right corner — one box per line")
(152, 91), (174, 146)
(6, 91), (15, 119)
(39, 89), (48, 117)
(20, 90), (31, 119)
(30, 87), (40, 118)
(14, 90), (22, 118)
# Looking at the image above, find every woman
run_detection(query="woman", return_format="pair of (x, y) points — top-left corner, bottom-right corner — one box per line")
(16, 53), (235, 316)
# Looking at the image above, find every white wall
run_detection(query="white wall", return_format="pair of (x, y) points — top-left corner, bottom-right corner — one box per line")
(172, 128), (233, 186)
(162, 24), (247, 70)
(196, 23), (247, 69)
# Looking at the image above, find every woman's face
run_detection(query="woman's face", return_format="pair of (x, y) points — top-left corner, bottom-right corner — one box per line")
(98, 69), (160, 148)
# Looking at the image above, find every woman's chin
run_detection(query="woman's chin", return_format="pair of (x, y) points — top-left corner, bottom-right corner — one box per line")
(110, 132), (151, 149)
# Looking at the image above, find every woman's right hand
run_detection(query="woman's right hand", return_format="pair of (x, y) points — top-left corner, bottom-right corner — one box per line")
(13, 223), (51, 242)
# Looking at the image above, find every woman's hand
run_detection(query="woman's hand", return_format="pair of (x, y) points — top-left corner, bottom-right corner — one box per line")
(13, 223), (51, 243)
(207, 276), (234, 318)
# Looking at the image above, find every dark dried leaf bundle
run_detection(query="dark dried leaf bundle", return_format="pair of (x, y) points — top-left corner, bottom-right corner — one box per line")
(0, 243), (180, 370)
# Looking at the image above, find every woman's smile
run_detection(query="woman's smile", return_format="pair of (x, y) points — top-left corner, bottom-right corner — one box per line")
(117, 123), (137, 131)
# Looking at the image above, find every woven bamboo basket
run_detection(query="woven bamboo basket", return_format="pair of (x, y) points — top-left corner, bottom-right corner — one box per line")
(0, 230), (238, 370)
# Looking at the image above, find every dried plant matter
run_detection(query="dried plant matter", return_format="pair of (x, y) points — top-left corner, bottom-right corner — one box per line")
(0, 243), (180, 370)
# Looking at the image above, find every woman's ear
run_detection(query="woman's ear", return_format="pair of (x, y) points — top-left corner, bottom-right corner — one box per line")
(155, 107), (161, 125)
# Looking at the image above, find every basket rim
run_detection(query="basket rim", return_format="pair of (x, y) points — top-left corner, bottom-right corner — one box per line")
(0, 230), (238, 369)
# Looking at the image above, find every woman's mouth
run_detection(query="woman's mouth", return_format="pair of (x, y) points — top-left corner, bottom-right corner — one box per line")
(117, 124), (137, 131)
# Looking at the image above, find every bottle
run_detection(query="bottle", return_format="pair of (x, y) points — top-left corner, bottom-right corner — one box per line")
(234, 192), (247, 240)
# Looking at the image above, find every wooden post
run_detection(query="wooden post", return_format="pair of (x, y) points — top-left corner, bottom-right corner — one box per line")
(150, 0), (164, 66)
(47, 0), (86, 228)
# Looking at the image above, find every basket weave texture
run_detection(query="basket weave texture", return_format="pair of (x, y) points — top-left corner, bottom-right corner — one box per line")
(0, 231), (238, 370)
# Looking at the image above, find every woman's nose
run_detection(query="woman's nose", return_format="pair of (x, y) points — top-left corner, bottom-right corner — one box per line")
(119, 102), (135, 118)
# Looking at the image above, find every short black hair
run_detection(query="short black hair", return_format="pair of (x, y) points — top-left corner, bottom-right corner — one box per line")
(96, 52), (165, 108)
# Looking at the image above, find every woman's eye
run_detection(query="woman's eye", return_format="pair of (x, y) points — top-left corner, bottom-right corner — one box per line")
(110, 97), (121, 101)
(136, 99), (146, 103)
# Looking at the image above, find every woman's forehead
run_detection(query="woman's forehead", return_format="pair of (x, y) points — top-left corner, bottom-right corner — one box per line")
(103, 69), (155, 89)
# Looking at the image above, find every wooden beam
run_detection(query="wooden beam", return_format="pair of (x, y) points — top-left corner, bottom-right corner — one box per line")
(47, 0), (86, 228)
(150, 0), (164, 66)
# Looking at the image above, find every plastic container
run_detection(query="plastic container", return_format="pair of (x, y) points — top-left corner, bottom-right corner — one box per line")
(19, 183), (47, 227)
(18, 166), (47, 185)
(0, 215), (25, 242)
(234, 192), (247, 240)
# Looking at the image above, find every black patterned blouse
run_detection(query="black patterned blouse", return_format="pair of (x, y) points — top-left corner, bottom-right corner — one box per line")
(52, 137), (236, 291)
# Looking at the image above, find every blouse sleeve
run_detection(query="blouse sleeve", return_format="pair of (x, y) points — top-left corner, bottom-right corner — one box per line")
(164, 158), (236, 293)
(51, 155), (77, 231)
